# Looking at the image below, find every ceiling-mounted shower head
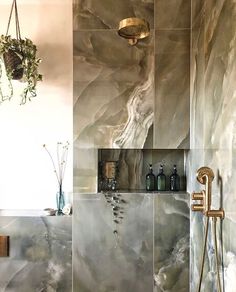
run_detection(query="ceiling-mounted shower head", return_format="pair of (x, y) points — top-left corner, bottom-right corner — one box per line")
(118, 17), (150, 45)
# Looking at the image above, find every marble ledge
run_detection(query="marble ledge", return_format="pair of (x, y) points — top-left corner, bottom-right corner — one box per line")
(0, 209), (72, 217)
(74, 191), (189, 199)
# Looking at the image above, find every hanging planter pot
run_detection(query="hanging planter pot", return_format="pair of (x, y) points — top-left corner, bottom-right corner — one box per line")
(0, 0), (42, 104)
(3, 48), (24, 80)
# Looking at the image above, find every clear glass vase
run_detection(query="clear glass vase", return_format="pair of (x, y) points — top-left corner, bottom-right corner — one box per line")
(56, 185), (65, 215)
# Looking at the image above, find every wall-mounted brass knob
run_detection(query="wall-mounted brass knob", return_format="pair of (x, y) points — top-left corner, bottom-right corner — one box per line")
(192, 191), (204, 200)
(191, 204), (204, 212)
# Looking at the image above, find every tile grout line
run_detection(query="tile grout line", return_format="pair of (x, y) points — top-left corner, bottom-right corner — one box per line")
(153, 194), (155, 292)
(73, 28), (191, 33)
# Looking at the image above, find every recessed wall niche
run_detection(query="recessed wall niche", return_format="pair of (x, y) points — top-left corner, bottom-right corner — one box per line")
(98, 149), (187, 192)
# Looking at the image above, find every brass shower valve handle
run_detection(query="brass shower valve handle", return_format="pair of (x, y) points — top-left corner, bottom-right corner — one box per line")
(191, 204), (204, 212)
(191, 167), (225, 219)
(192, 191), (204, 201)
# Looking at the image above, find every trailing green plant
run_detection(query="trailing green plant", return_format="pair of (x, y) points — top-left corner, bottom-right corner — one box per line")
(0, 34), (42, 104)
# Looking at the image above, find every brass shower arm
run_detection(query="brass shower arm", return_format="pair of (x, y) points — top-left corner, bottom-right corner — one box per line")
(191, 167), (225, 218)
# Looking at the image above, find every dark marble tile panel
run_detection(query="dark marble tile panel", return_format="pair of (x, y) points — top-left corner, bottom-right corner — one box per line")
(155, 0), (191, 29)
(155, 30), (190, 54)
(154, 30), (190, 149)
(73, 0), (154, 30)
(73, 30), (154, 149)
(191, 0), (205, 29)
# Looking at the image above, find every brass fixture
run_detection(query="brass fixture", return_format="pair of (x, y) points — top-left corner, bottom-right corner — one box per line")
(192, 167), (224, 292)
(118, 17), (150, 45)
(191, 167), (224, 218)
(0, 236), (10, 257)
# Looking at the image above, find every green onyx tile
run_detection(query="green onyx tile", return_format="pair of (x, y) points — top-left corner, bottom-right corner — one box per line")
(73, 193), (154, 292)
(154, 193), (189, 291)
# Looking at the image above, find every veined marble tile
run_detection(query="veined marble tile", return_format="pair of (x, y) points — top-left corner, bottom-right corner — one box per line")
(154, 193), (189, 292)
(189, 1), (236, 290)
(73, 192), (189, 292)
(73, 0), (154, 30)
(74, 147), (98, 193)
(0, 217), (72, 292)
(154, 30), (190, 149)
(190, 6), (205, 150)
(155, 0), (191, 29)
(74, 30), (154, 149)
(191, 0), (236, 151)
(191, 0), (205, 28)
(203, 0), (236, 150)
(191, 211), (236, 292)
(73, 193), (154, 292)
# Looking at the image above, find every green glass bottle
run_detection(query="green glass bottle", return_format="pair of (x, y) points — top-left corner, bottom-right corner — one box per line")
(170, 164), (180, 191)
(157, 164), (166, 191)
(146, 164), (155, 191)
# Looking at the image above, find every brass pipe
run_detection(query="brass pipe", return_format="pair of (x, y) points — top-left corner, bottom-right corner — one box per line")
(213, 217), (223, 292)
(197, 216), (209, 292)
(191, 167), (224, 218)
(192, 167), (225, 292)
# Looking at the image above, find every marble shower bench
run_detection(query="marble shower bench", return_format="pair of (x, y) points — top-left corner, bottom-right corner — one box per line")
(74, 192), (190, 292)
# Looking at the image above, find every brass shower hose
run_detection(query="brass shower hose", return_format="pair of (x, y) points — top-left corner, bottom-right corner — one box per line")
(197, 217), (223, 292)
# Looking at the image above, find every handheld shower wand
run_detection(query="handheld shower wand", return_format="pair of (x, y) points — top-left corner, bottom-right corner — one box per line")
(191, 167), (224, 292)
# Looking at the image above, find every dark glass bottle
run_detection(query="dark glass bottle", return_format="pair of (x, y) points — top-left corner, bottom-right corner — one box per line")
(157, 164), (166, 191)
(170, 164), (180, 191)
(146, 164), (155, 191)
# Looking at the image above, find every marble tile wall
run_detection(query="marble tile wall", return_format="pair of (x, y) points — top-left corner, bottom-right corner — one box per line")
(154, 194), (189, 292)
(154, 0), (190, 148)
(73, 192), (189, 292)
(0, 217), (72, 292)
(189, 0), (236, 291)
(73, 0), (191, 193)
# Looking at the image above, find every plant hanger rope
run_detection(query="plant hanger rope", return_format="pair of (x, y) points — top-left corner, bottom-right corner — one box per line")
(6, 0), (22, 41)
(0, 0), (42, 105)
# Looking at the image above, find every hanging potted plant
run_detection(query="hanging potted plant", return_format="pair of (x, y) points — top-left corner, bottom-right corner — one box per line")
(0, 0), (42, 104)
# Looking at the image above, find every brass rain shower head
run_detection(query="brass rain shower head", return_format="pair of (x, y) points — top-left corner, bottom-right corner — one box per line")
(118, 17), (150, 45)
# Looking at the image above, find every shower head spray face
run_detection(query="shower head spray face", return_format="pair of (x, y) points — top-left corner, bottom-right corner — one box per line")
(118, 17), (150, 45)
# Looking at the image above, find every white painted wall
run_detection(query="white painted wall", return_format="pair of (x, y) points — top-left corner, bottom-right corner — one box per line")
(0, 0), (73, 209)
